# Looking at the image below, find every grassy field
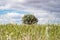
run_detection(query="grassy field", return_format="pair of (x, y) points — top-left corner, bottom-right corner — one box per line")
(0, 24), (60, 40)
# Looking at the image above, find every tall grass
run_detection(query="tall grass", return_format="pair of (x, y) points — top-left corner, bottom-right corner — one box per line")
(0, 24), (60, 40)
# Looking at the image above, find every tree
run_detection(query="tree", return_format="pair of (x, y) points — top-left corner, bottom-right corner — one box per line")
(22, 14), (38, 24)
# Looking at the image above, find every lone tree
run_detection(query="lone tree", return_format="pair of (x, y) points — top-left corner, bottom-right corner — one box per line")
(22, 14), (38, 24)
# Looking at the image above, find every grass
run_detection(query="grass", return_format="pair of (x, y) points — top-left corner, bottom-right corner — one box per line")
(0, 24), (60, 40)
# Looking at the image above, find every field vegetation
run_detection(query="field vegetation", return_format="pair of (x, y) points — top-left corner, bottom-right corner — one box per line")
(0, 24), (60, 40)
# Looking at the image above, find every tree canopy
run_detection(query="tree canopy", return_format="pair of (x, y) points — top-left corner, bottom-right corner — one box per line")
(22, 14), (38, 24)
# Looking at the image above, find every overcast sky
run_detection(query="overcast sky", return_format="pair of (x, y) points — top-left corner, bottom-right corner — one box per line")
(0, 0), (60, 24)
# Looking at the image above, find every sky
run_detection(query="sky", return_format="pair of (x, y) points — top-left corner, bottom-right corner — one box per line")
(0, 0), (60, 24)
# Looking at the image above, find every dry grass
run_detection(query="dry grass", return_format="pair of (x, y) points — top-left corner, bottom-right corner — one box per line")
(0, 24), (60, 40)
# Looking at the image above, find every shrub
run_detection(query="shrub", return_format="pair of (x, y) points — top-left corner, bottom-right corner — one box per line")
(22, 14), (38, 24)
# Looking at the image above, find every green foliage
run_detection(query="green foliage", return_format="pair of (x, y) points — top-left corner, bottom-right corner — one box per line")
(22, 14), (38, 24)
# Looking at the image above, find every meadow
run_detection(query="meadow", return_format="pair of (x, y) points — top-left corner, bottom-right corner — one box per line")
(0, 24), (60, 40)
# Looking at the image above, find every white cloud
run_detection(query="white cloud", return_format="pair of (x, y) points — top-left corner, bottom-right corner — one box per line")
(30, 10), (49, 24)
(0, 12), (24, 24)
(13, 0), (26, 3)
(0, 11), (49, 24)
(0, 4), (11, 10)
(38, 18), (49, 24)
(8, 0), (26, 3)
(0, 11), (59, 24)
(32, 10), (49, 17)
(4, 13), (24, 17)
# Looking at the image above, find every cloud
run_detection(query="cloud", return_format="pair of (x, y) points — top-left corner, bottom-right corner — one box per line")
(0, 0), (60, 24)
(0, 0), (60, 13)
(0, 10), (50, 24)
(0, 12), (24, 24)
(0, 4), (10, 10)
(0, 11), (48, 24)
(18, 0), (60, 12)
(30, 10), (49, 24)
(0, 10), (60, 24)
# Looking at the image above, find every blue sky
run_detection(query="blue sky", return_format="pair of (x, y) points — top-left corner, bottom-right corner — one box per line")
(0, 0), (60, 24)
